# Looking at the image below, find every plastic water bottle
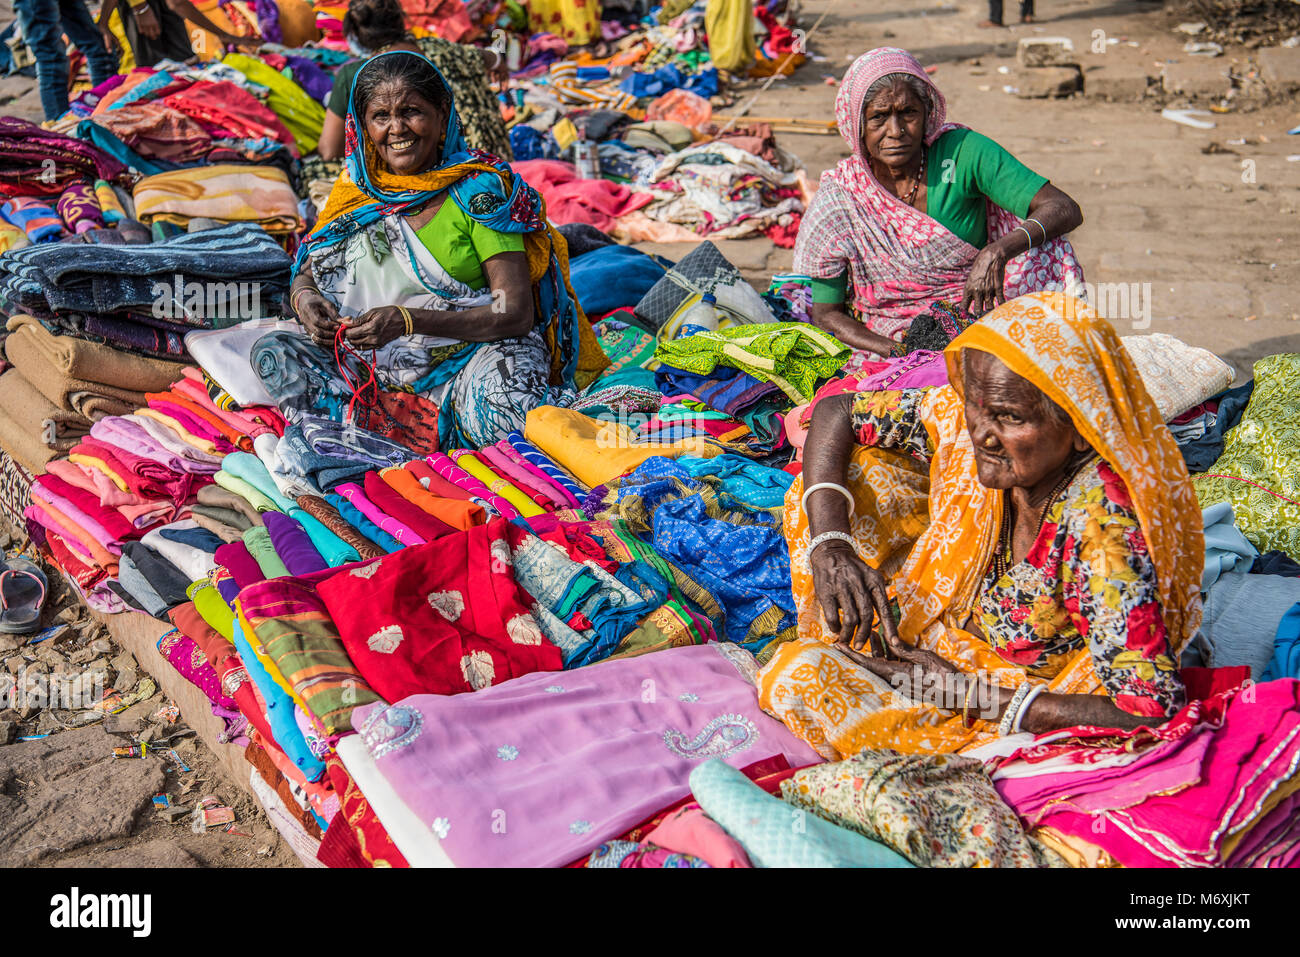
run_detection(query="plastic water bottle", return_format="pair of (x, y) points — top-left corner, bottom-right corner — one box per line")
(677, 293), (718, 338)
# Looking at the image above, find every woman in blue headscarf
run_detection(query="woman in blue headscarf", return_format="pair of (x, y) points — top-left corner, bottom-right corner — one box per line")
(257, 50), (607, 449)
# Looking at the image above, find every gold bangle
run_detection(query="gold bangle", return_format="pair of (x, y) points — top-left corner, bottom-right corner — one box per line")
(397, 305), (413, 337)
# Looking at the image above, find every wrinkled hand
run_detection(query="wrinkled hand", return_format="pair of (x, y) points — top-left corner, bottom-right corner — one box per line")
(838, 640), (967, 710)
(294, 289), (341, 347)
(810, 540), (898, 653)
(345, 306), (407, 350)
(134, 4), (161, 39)
(961, 244), (1009, 318)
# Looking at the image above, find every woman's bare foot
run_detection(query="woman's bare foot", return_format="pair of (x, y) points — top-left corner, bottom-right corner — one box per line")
(1020, 13), (1035, 22)
(976, 18), (1004, 27)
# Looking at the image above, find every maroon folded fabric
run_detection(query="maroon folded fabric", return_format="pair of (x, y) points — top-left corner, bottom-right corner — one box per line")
(215, 540), (266, 589)
(363, 471), (457, 541)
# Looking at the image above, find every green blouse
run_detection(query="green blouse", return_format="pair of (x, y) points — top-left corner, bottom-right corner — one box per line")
(413, 200), (525, 291)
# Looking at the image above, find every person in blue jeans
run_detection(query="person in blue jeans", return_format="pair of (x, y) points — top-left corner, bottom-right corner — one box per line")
(13, 0), (119, 120)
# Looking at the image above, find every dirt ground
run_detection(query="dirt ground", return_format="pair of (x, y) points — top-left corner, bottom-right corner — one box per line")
(0, 0), (1296, 869)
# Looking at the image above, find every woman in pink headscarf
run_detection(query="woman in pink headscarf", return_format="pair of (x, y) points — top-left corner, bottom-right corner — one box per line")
(794, 47), (1086, 358)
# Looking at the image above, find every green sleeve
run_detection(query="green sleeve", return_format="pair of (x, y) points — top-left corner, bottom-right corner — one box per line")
(810, 273), (848, 305)
(960, 130), (1048, 218)
(469, 218), (526, 262)
(327, 60), (362, 117)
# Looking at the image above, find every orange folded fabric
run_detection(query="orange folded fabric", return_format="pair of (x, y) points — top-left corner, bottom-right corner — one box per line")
(379, 466), (485, 531)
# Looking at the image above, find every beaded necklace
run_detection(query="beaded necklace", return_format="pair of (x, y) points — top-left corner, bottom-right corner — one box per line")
(989, 453), (1095, 580)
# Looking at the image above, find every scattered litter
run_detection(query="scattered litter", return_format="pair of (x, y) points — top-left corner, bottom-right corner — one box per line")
(1244, 315), (1258, 322)
(152, 704), (181, 724)
(1283, 36), (1300, 48)
(1003, 85), (1019, 95)
(257, 845), (273, 856)
(112, 744), (148, 758)
(821, 73), (837, 85)
(1161, 108), (1216, 130)
(1288, 126), (1300, 136)
(1289, 155), (1300, 162)
(165, 748), (193, 772)
(25, 624), (67, 646)
(194, 796), (236, 829)
(1184, 42), (1223, 57)
(151, 793), (171, 809)
(1175, 21), (1207, 34)
(16, 734), (49, 741)
(997, 66), (1010, 74)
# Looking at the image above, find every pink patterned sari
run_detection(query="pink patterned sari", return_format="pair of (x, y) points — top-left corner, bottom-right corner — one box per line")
(793, 47), (1085, 354)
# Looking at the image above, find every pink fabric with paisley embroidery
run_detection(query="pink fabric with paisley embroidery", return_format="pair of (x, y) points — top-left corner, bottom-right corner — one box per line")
(349, 642), (823, 868)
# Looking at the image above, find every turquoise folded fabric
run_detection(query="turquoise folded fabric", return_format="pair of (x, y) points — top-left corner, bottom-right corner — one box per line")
(214, 468), (280, 514)
(689, 759), (914, 868)
(224, 451), (359, 566)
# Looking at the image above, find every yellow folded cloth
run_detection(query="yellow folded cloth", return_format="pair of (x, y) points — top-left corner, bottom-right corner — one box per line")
(524, 405), (721, 488)
(449, 450), (546, 518)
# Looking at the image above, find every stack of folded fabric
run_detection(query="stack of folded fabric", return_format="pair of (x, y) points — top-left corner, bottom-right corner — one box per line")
(0, 222), (291, 357)
(990, 678), (1300, 867)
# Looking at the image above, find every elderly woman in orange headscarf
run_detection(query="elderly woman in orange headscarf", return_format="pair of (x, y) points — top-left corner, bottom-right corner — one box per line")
(759, 291), (1204, 760)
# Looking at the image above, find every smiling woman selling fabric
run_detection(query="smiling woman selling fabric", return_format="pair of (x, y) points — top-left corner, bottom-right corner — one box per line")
(258, 51), (606, 449)
(758, 292), (1204, 761)
(794, 47), (1086, 361)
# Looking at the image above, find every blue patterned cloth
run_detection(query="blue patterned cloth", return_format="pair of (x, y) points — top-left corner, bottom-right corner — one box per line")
(609, 456), (797, 649)
(690, 760), (914, 868)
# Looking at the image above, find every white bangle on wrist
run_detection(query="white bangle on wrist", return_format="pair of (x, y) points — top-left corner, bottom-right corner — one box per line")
(1011, 683), (1047, 735)
(801, 482), (855, 517)
(998, 681), (1033, 737)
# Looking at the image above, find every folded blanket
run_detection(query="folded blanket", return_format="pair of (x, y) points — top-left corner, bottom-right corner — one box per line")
(5, 316), (186, 405)
(0, 385), (61, 472)
(0, 221), (291, 319)
(2, 197), (65, 243)
(0, 369), (92, 453)
(133, 164), (302, 235)
(0, 117), (130, 199)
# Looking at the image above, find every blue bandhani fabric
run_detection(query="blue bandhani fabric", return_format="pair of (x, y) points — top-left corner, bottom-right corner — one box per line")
(606, 455), (797, 650)
(506, 430), (589, 500)
(509, 124), (560, 161)
(568, 244), (669, 317)
(620, 65), (719, 100)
